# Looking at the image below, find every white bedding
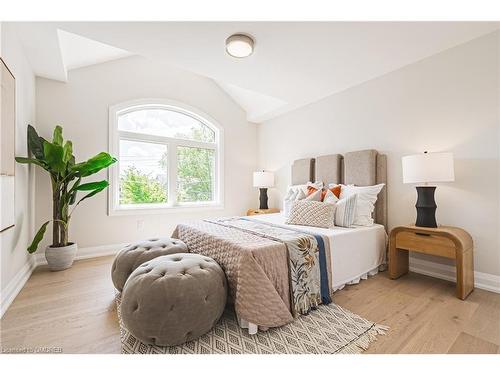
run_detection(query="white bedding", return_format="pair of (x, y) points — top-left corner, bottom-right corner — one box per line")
(250, 213), (387, 291)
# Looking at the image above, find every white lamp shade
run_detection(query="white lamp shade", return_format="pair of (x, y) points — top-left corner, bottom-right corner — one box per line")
(402, 152), (455, 184)
(253, 171), (274, 188)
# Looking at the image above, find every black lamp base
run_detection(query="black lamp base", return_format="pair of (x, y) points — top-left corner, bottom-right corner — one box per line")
(415, 186), (437, 228)
(259, 188), (269, 210)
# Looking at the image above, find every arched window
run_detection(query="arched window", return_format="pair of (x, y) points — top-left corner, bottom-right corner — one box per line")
(108, 99), (223, 214)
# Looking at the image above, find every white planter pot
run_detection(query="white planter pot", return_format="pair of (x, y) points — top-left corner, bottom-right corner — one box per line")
(45, 243), (77, 271)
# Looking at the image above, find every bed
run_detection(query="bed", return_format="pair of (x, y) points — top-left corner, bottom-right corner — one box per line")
(172, 149), (387, 334)
(251, 213), (387, 292)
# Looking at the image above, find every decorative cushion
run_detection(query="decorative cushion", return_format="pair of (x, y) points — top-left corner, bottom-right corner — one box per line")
(323, 189), (339, 204)
(286, 200), (336, 229)
(335, 194), (358, 228)
(283, 188), (294, 201)
(120, 253), (227, 347)
(283, 193), (296, 217)
(307, 184), (341, 202)
(327, 184), (342, 199)
(111, 238), (188, 292)
(295, 189), (307, 200)
(283, 185), (309, 217)
(287, 184), (308, 195)
(340, 184), (385, 226)
(305, 188), (322, 201)
(306, 186), (325, 201)
(306, 181), (324, 195)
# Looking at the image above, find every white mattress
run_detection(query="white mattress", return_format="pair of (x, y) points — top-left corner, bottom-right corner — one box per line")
(250, 213), (387, 291)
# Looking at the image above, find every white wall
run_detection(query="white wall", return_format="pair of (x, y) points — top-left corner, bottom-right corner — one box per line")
(497, 30), (500, 282)
(0, 23), (37, 316)
(35, 56), (257, 249)
(258, 31), (500, 278)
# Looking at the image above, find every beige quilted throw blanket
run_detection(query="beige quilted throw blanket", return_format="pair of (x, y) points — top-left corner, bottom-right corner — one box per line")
(172, 218), (332, 328)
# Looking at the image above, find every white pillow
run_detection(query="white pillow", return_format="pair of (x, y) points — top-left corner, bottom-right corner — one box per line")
(295, 189), (306, 200)
(305, 188), (321, 201)
(287, 184), (308, 195)
(323, 189), (339, 204)
(340, 183), (385, 226)
(307, 181), (324, 190)
(283, 187), (305, 217)
(283, 199), (294, 217)
(334, 194), (358, 228)
(283, 188), (294, 201)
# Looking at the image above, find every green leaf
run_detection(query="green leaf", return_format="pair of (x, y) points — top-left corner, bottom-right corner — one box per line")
(27, 221), (49, 254)
(74, 185), (107, 208)
(63, 140), (73, 163)
(53, 125), (63, 146)
(15, 156), (47, 169)
(27, 125), (46, 160)
(72, 152), (117, 177)
(43, 141), (66, 173)
(76, 180), (109, 191)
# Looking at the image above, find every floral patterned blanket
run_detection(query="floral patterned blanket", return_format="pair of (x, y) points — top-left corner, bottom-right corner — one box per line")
(208, 217), (332, 316)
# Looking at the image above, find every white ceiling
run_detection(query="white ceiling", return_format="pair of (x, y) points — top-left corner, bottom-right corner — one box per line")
(57, 29), (131, 71)
(11, 22), (499, 123)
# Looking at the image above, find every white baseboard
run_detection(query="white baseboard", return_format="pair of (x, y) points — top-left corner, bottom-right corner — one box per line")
(1, 243), (125, 318)
(409, 257), (500, 294)
(34, 243), (126, 266)
(0, 257), (37, 318)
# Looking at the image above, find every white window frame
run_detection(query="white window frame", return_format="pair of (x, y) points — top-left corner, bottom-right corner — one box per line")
(108, 98), (224, 216)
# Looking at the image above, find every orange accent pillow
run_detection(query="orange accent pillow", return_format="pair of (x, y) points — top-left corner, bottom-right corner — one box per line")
(306, 186), (318, 196)
(328, 185), (341, 199)
(308, 186), (340, 201)
(307, 186), (329, 201)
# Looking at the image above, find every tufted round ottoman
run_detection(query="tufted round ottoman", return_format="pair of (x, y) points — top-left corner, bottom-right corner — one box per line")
(120, 253), (227, 346)
(111, 238), (188, 292)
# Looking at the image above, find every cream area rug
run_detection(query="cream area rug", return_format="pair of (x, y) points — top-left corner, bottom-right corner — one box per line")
(116, 295), (388, 354)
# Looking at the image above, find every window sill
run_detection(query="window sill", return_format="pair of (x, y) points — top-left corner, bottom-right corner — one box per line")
(108, 203), (225, 216)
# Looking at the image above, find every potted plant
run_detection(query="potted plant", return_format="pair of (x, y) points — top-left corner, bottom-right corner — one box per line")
(16, 125), (116, 271)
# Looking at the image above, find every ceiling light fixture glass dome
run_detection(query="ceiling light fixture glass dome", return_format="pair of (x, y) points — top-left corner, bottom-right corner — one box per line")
(225, 34), (254, 58)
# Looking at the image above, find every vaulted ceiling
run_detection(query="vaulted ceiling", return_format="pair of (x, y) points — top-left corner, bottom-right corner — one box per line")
(11, 22), (499, 123)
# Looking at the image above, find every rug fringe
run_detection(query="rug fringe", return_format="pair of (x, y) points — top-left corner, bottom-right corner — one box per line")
(337, 323), (389, 354)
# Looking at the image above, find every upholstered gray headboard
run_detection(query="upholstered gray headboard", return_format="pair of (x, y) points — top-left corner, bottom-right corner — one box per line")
(315, 154), (343, 185)
(291, 158), (315, 185)
(290, 149), (387, 230)
(343, 150), (387, 230)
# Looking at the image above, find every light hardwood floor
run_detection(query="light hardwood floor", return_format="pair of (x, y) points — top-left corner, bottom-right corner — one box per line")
(1, 256), (499, 354)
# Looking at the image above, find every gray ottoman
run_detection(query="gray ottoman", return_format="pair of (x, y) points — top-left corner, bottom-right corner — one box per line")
(120, 253), (227, 346)
(111, 238), (188, 292)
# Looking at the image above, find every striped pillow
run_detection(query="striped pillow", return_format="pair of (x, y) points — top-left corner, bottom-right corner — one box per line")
(335, 194), (358, 228)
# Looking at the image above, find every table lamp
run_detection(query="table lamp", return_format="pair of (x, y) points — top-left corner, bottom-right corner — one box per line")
(253, 171), (275, 210)
(402, 151), (455, 228)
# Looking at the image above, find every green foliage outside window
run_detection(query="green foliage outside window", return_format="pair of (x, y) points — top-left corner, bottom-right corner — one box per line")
(120, 166), (167, 204)
(176, 146), (214, 202)
(119, 127), (215, 205)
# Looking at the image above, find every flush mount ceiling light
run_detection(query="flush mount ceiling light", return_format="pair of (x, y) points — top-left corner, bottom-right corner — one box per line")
(225, 34), (254, 58)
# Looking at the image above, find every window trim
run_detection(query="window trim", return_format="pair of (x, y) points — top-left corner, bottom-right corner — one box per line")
(108, 98), (224, 216)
